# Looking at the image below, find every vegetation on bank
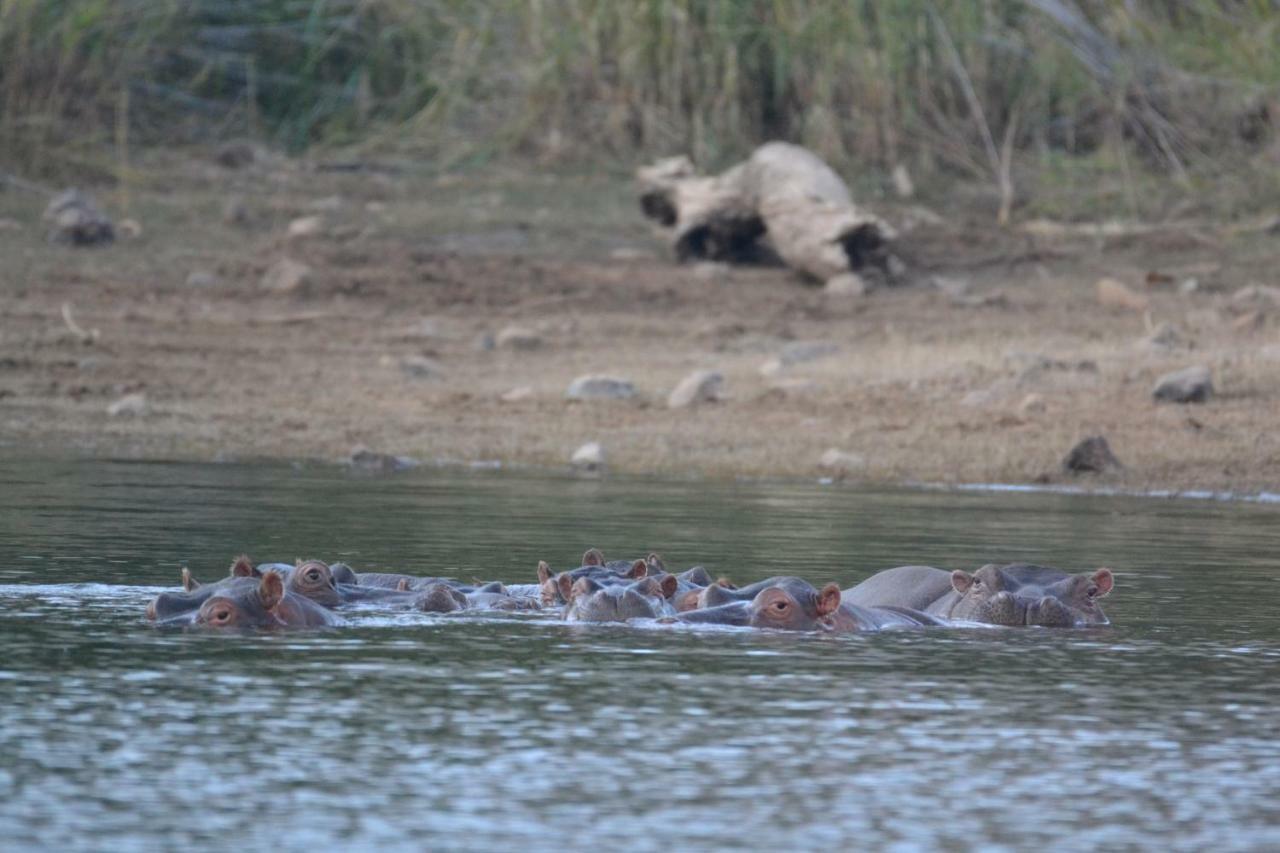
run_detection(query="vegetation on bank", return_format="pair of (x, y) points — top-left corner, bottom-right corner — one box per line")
(2, 1), (1278, 218)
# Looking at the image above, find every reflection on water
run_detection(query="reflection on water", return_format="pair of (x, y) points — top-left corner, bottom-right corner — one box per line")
(1, 459), (1279, 850)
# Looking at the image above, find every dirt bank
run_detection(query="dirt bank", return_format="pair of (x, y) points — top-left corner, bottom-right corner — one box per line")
(1, 149), (1278, 491)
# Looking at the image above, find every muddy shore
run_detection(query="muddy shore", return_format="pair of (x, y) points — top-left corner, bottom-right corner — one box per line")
(1, 150), (1278, 492)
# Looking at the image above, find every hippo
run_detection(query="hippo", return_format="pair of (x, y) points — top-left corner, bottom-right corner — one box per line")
(673, 578), (939, 632)
(536, 553), (649, 607)
(193, 571), (343, 630)
(640, 553), (723, 612)
(564, 575), (678, 622)
(146, 568), (257, 623)
(843, 563), (1115, 627)
(695, 576), (798, 609)
(354, 571), (461, 591)
(405, 580), (540, 613)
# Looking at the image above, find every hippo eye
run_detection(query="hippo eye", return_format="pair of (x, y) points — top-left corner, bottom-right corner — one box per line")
(214, 609), (231, 622)
(1086, 585), (1099, 598)
(307, 570), (321, 582)
(773, 601), (788, 611)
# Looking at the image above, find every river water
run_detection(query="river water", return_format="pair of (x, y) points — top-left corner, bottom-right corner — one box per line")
(0, 459), (1277, 851)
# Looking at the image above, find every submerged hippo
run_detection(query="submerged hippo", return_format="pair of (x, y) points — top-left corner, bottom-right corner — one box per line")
(411, 581), (540, 613)
(564, 575), (678, 622)
(640, 553), (723, 612)
(536, 552), (649, 607)
(193, 571), (343, 630)
(146, 568), (256, 623)
(674, 577), (939, 632)
(843, 563), (1115, 627)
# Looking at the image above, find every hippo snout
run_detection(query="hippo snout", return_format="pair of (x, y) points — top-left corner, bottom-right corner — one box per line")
(1025, 596), (1075, 627)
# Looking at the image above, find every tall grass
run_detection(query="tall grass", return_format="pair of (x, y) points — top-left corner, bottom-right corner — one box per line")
(2, 0), (1278, 212)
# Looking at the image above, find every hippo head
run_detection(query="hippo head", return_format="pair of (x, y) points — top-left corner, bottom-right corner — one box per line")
(194, 573), (289, 630)
(413, 582), (468, 613)
(677, 579), (842, 631)
(147, 570), (257, 623)
(948, 563), (1114, 627)
(566, 575), (676, 622)
(582, 548), (605, 567)
(287, 559), (342, 608)
(747, 580), (843, 631)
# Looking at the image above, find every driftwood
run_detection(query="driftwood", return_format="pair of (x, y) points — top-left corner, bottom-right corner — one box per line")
(638, 142), (899, 284)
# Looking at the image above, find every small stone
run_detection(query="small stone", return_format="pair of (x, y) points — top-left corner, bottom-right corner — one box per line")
(348, 445), (418, 473)
(571, 441), (605, 471)
(106, 392), (147, 417)
(819, 448), (866, 475)
(1063, 436), (1122, 474)
(1233, 310), (1265, 332)
(260, 258), (311, 293)
(223, 197), (250, 226)
(475, 333), (496, 352)
(117, 218), (142, 239)
(692, 262), (731, 281)
(185, 269), (219, 288)
(891, 164), (915, 199)
(668, 370), (724, 408)
(1096, 277), (1149, 312)
(1140, 322), (1186, 351)
(1178, 277), (1200, 295)
(495, 325), (543, 351)
(215, 142), (255, 168)
(609, 247), (651, 261)
(1018, 393), (1046, 416)
(566, 375), (636, 401)
(287, 216), (323, 238)
(931, 275), (970, 298)
(780, 341), (838, 366)
(500, 386), (534, 403)
(399, 355), (441, 379)
(824, 273), (870, 297)
(1153, 365), (1213, 404)
(1231, 284), (1280, 308)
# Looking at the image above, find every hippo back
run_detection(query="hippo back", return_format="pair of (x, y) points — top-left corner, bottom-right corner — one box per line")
(842, 565), (955, 612)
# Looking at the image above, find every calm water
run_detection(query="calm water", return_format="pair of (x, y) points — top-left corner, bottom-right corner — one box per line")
(1, 459), (1278, 851)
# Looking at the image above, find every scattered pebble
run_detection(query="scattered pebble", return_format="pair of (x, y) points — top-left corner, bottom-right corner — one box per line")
(106, 393), (147, 417)
(1062, 436), (1122, 474)
(1153, 365), (1213, 404)
(668, 370), (724, 408)
(891, 164), (915, 199)
(117, 218), (142, 239)
(260, 258), (311, 293)
(501, 386), (534, 403)
(215, 142), (255, 169)
(223, 197), (250, 226)
(761, 341), (838, 376)
(44, 189), (114, 246)
(475, 333), (496, 352)
(571, 441), (605, 471)
(931, 275), (970, 298)
(495, 325), (543, 351)
(185, 269), (219, 288)
(824, 272), (870, 297)
(1096, 277), (1149, 312)
(1018, 393), (1046, 416)
(287, 216), (323, 239)
(1139, 321), (1187, 351)
(399, 355), (442, 380)
(566, 375), (636, 401)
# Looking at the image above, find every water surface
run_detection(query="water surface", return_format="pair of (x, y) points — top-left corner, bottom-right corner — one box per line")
(1, 459), (1278, 851)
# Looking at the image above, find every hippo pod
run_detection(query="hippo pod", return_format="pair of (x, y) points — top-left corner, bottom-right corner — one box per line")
(536, 548), (721, 610)
(150, 570), (342, 630)
(672, 577), (938, 633)
(563, 575), (679, 623)
(406, 581), (541, 614)
(843, 563), (1115, 627)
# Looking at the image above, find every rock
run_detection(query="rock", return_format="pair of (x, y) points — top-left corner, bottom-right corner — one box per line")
(692, 261), (731, 281)
(185, 269), (219, 288)
(495, 325), (543, 351)
(819, 448), (866, 475)
(287, 216), (323, 238)
(44, 189), (114, 246)
(223, 197), (250, 226)
(668, 370), (724, 408)
(500, 386), (534, 403)
(931, 275), (970, 298)
(1018, 393), (1047, 416)
(1062, 436), (1122, 474)
(571, 441), (605, 471)
(762, 341), (839, 375)
(566, 375), (636, 401)
(1231, 284), (1280, 309)
(117, 218), (142, 239)
(1096, 277), (1149, 312)
(1178, 278), (1200, 295)
(260, 258), (311, 293)
(1153, 365), (1213, 404)
(215, 142), (256, 168)
(348, 446), (418, 473)
(1232, 310), (1265, 332)
(891, 164), (915, 199)
(106, 392), (147, 417)
(824, 272), (870, 297)
(399, 355), (441, 379)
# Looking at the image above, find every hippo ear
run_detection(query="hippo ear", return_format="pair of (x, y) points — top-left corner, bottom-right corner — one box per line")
(230, 555), (259, 578)
(259, 572), (285, 611)
(659, 574), (678, 599)
(182, 568), (201, 592)
(396, 578), (410, 592)
(816, 583), (842, 617)
(569, 576), (596, 602)
(716, 577), (736, 589)
(556, 573), (574, 603)
(582, 548), (604, 567)
(951, 570), (975, 594)
(1089, 568), (1114, 598)
(625, 559), (648, 579)
(646, 553), (666, 574)
(536, 561), (553, 585)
